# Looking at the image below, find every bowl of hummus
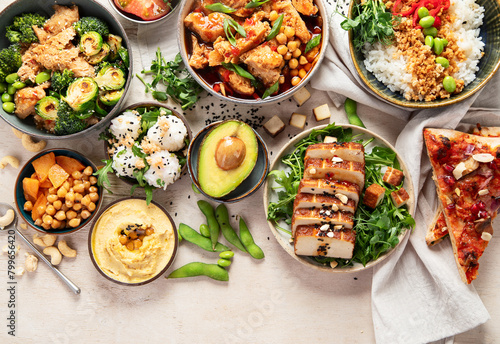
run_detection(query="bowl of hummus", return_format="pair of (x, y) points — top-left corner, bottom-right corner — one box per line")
(89, 197), (178, 285)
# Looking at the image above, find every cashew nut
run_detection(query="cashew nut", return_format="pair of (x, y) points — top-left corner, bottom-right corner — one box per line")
(43, 246), (62, 265)
(25, 253), (38, 272)
(20, 222), (27, 230)
(0, 155), (20, 169)
(15, 266), (25, 276)
(58, 240), (77, 258)
(21, 134), (47, 152)
(0, 209), (15, 228)
(2, 244), (20, 255)
(11, 128), (23, 139)
(33, 233), (57, 248)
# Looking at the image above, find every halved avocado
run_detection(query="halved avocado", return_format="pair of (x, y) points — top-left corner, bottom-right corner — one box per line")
(198, 121), (258, 198)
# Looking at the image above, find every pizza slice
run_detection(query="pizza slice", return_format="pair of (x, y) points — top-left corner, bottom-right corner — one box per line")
(423, 128), (500, 283)
(426, 126), (500, 247)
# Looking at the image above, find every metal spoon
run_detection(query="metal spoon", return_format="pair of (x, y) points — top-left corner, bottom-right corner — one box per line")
(0, 203), (81, 295)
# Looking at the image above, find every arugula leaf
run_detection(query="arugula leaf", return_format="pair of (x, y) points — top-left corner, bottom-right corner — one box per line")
(221, 62), (256, 80)
(262, 80), (279, 99)
(266, 14), (284, 41)
(94, 159), (114, 193)
(205, 2), (236, 13)
(304, 34), (321, 53)
(245, 0), (270, 8)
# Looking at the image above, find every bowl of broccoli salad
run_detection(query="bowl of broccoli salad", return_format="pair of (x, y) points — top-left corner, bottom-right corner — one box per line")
(0, 0), (132, 139)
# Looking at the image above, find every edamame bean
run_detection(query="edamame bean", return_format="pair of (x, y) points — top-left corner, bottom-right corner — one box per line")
(435, 56), (449, 68)
(2, 102), (15, 113)
(344, 98), (365, 128)
(239, 217), (264, 259)
(215, 204), (247, 253)
(423, 27), (438, 37)
(12, 81), (26, 90)
(7, 85), (16, 95)
(197, 200), (220, 250)
(5, 73), (19, 84)
(425, 35), (434, 48)
(0, 82), (6, 94)
(217, 258), (231, 267)
(1, 93), (13, 102)
(219, 250), (234, 259)
(441, 38), (448, 46)
(35, 71), (51, 84)
(433, 38), (444, 55)
(199, 224), (211, 238)
(178, 223), (229, 252)
(443, 76), (456, 93)
(418, 7), (429, 19)
(167, 262), (229, 281)
(419, 16), (435, 29)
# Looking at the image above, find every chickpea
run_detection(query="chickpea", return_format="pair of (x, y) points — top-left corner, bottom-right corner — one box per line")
(129, 231), (138, 240)
(65, 192), (75, 202)
(126, 242), (134, 251)
(34, 218), (42, 226)
(73, 179), (82, 186)
(89, 186), (98, 193)
(146, 228), (154, 236)
(284, 52), (292, 60)
(58, 221), (66, 229)
(292, 49), (302, 58)
(279, 26), (285, 33)
(41, 223), (51, 230)
(269, 10), (279, 21)
(66, 210), (77, 220)
(65, 199), (74, 209)
(75, 193), (83, 203)
(81, 195), (91, 207)
(299, 56), (308, 65)
(68, 218), (81, 228)
(57, 187), (67, 198)
(277, 45), (288, 55)
(46, 205), (56, 216)
(83, 181), (91, 190)
(42, 214), (53, 225)
(299, 69), (307, 78)
(119, 235), (128, 245)
(73, 203), (82, 212)
(67, 177), (74, 185)
(53, 200), (62, 210)
(83, 166), (93, 176)
(24, 201), (33, 212)
(82, 174), (89, 182)
(89, 176), (97, 185)
(81, 210), (91, 220)
(287, 41), (299, 52)
(38, 204), (46, 215)
(62, 181), (70, 191)
(71, 171), (82, 179)
(133, 240), (142, 250)
(61, 204), (70, 212)
(304, 63), (313, 72)
(88, 202), (96, 212)
(279, 75), (285, 84)
(51, 219), (61, 229)
(289, 58), (299, 70)
(284, 26), (295, 39)
(47, 194), (59, 203)
(48, 187), (57, 195)
(73, 183), (85, 194)
(55, 210), (66, 221)
(291, 76), (301, 86)
(89, 192), (99, 203)
(290, 69), (299, 77)
(276, 33), (287, 45)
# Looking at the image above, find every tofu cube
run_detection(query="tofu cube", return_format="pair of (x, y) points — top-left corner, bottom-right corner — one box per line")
(289, 113), (307, 129)
(263, 115), (285, 137)
(293, 87), (311, 106)
(383, 167), (404, 186)
(391, 188), (410, 208)
(313, 104), (331, 121)
(323, 136), (337, 143)
(363, 184), (385, 209)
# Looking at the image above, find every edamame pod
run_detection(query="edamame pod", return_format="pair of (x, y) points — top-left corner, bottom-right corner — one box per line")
(344, 98), (366, 128)
(178, 223), (229, 252)
(191, 183), (201, 194)
(215, 204), (247, 252)
(167, 262), (229, 281)
(239, 217), (264, 259)
(197, 200), (220, 250)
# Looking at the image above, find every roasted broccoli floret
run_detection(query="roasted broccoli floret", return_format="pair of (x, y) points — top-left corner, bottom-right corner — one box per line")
(73, 17), (109, 38)
(54, 101), (88, 136)
(6, 13), (47, 44)
(51, 69), (75, 94)
(0, 44), (22, 82)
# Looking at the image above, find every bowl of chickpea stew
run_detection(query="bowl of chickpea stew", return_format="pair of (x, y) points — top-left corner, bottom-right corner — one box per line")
(15, 149), (103, 235)
(178, 0), (329, 104)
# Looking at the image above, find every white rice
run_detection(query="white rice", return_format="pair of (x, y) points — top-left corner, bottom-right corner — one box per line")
(362, 0), (484, 97)
(146, 115), (187, 152)
(144, 150), (181, 189)
(109, 111), (142, 141)
(112, 146), (142, 178)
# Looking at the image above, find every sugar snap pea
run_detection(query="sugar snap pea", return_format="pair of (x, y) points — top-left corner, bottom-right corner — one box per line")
(167, 262), (229, 281)
(178, 223), (229, 252)
(197, 200), (220, 250)
(239, 217), (264, 259)
(199, 224), (211, 238)
(215, 204), (247, 252)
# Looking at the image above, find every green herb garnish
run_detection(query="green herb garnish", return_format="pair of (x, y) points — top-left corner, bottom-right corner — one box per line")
(245, 0), (271, 9)
(94, 159), (114, 193)
(267, 123), (415, 267)
(205, 2), (237, 13)
(262, 80), (279, 99)
(221, 62), (256, 80)
(304, 34), (321, 53)
(223, 18), (246, 47)
(266, 14), (284, 41)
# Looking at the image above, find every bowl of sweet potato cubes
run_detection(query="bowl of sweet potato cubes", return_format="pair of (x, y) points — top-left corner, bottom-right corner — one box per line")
(15, 149), (102, 234)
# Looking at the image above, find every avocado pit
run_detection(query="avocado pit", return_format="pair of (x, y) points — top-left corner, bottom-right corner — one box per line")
(215, 136), (246, 171)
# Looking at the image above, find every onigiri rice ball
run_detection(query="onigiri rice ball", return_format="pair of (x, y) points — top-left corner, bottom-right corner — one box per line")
(146, 115), (187, 152)
(144, 150), (181, 189)
(110, 111), (142, 141)
(112, 146), (142, 178)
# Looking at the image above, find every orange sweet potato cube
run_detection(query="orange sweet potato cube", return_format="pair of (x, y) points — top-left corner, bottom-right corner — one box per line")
(55, 156), (85, 175)
(48, 164), (69, 189)
(31, 193), (47, 221)
(32, 152), (56, 182)
(22, 178), (40, 203)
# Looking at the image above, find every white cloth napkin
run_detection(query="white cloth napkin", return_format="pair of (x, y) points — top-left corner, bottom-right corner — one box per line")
(137, 3), (499, 342)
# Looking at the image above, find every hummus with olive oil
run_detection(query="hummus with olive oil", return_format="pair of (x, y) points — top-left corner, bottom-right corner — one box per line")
(91, 199), (175, 283)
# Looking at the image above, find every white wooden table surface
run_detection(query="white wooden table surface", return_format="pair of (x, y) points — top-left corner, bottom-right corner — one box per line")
(0, 0), (498, 343)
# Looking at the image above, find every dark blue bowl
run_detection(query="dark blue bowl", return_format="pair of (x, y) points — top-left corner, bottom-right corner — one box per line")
(15, 149), (103, 235)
